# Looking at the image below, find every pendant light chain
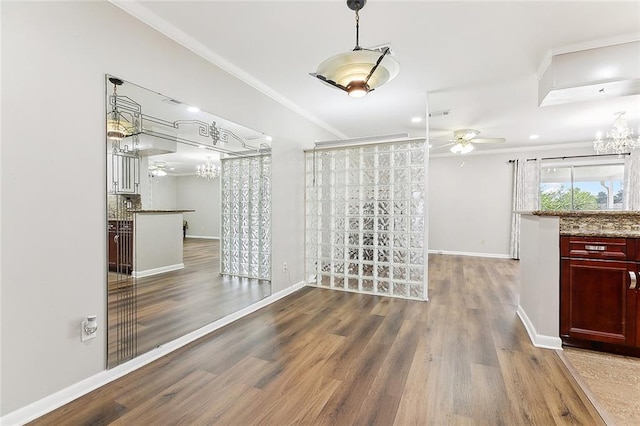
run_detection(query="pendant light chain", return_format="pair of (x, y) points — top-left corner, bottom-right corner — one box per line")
(354, 6), (360, 50)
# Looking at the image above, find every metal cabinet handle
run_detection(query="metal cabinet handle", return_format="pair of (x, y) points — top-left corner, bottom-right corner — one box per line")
(585, 245), (606, 251)
(114, 234), (119, 242)
(630, 271), (637, 290)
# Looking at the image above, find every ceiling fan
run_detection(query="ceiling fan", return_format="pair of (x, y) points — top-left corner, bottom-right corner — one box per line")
(148, 162), (168, 177)
(432, 129), (505, 154)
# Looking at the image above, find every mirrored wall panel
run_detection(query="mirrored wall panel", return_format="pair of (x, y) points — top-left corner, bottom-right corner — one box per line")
(106, 75), (272, 368)
(305, 141), (427, 300)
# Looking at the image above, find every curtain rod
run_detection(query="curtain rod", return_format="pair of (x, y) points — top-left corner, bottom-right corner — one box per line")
(507, 152), (630, 163)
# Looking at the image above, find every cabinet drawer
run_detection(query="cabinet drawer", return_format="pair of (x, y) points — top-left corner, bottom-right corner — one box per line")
(561, 236), (632, 260)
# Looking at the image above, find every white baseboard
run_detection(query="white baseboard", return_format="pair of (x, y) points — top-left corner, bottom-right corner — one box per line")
(428, 249), (512, 259)
(1, 281), (307, 426)
(132, 263), (184, 278)
(185, 235), (219, 240)
(516, 305), (563, 350)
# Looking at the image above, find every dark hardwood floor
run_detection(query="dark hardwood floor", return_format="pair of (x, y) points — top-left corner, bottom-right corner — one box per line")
(108, 238), (271, 367)
(35, 255), (603, 425)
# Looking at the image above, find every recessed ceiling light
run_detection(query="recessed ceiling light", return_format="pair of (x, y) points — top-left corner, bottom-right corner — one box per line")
(529, 134), (540, 140)
(169, 167), (175, 171)
(187, 106), (200, 113)
(265, 135), (273, 142)
(411, 117), (423, 123)
(198, 145), (206, 149)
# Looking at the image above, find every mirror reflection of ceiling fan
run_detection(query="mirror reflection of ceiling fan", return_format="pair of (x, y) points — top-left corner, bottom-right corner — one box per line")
(432, 129), (506, 154)
(148, 162), (168, 177)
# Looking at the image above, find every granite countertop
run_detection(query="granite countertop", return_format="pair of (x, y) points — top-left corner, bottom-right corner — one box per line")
(519, 210), (640, 237)
(559, 229), (640, 238)
(531, 210), (640, 217)
(132, 209), (195, 213)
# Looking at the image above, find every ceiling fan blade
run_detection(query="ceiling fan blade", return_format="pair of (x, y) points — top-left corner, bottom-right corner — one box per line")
(364, 47), (390, 85)
(430, 142), (455, 150)
(310, 73), (348, 92)
(453, 128), (480, 141)
(471, 138), (506, 144)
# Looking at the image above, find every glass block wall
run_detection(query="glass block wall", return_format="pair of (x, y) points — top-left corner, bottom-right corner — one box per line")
(305, 141), (427, 300)
(221, 155), (271, 280)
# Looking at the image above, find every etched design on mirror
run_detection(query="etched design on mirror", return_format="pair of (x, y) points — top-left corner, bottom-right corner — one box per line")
(305, 141), (427, 300)
(221, 155), (271, 280)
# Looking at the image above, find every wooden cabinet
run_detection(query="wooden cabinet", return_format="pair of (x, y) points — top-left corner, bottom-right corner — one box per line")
(560, 236), (639, 349)
(108, 220), (133, 274)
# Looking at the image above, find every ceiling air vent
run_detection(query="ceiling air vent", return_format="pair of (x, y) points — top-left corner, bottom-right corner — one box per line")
(429, 110), (450, 118)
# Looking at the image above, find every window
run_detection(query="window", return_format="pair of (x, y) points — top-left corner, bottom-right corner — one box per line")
(540, 162), (624, 211)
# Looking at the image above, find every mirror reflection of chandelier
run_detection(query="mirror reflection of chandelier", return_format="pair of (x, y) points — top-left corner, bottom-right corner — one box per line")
(594, 111), (640, 155)
(196, 158), (220, 181)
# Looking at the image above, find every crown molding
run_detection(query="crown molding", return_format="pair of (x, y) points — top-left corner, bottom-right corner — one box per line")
(108, 0), (347, 140)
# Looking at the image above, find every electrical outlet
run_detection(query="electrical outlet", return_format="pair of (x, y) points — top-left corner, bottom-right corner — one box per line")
(81, 315), (98, 342)
(283, 262), (288, 273)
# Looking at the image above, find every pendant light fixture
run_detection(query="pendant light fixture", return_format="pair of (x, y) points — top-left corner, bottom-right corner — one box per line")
(310, 0), (399, 98)
(107, 77), (137, 140)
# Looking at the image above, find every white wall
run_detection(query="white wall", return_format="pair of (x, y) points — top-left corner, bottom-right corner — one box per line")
(518, 214), (562, 349)
(134, 213), (184, 275)
(177, 175), (220, 238)
(149, 175), (178, 210)
(0, 1), (334, 415)
(428, 144), (595, 257)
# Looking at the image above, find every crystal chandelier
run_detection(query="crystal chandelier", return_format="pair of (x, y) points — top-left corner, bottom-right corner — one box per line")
(196, 158), (219, 181)
(594, 112), (640, 155)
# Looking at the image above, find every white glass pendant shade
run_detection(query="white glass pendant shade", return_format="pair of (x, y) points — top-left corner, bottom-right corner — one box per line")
(316, 50), (400, 92)
(107, 118), (134, 140)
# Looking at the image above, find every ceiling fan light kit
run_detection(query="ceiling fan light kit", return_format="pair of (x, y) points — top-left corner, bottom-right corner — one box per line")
(450, 142), (474, 154)
(435, 128), (506, 155)
(310, 0), (399, 97)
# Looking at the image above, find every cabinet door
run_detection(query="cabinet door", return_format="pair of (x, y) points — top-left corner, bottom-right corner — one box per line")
(108, 222), (118, 271)
(561, 259), (636, 346)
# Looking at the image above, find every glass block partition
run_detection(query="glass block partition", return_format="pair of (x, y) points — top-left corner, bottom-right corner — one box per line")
(305, 141), (427, 300)
(221, 155), (271, 280)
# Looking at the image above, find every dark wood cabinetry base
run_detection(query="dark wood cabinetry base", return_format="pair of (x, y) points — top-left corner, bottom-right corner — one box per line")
(560, 235), (640, 356)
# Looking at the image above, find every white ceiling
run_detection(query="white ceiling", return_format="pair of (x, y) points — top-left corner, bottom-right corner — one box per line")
(116, 0), (640, 154)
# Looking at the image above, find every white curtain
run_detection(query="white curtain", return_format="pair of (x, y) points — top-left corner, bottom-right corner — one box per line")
(510, 159), (540, 259)
(624, 150), (640, 210)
